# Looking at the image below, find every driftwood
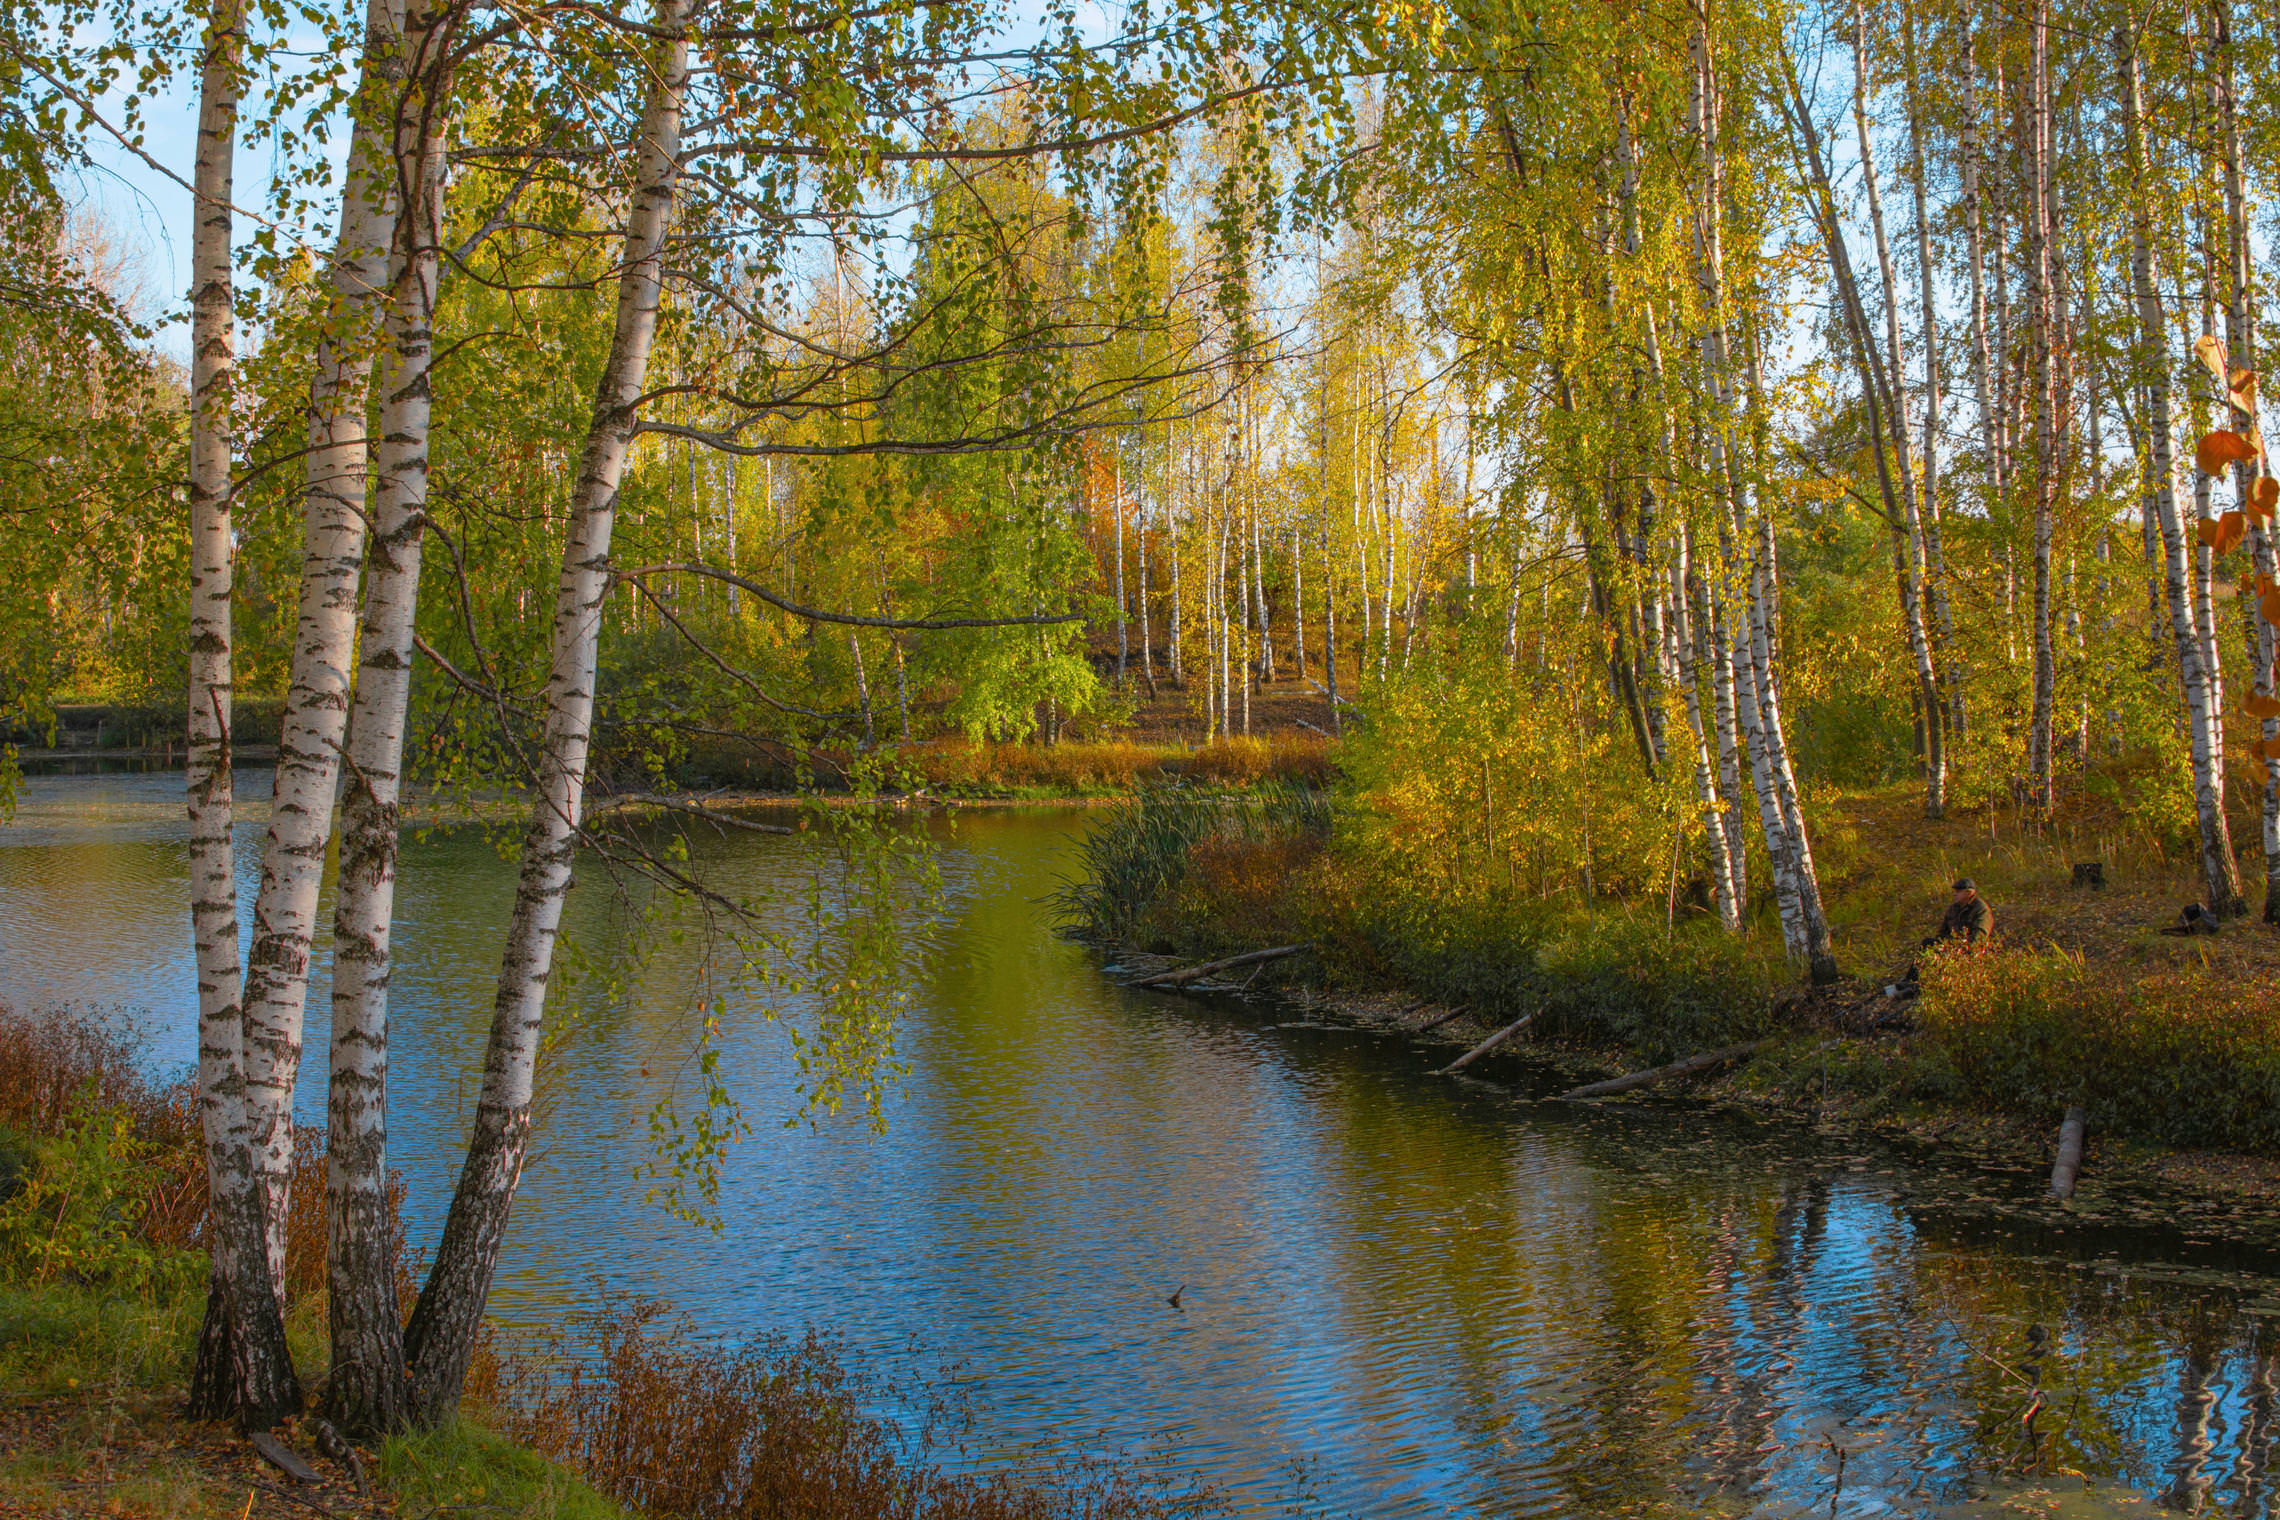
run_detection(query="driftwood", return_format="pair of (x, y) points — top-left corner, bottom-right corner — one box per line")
(1553, 1039), (1772, 1101)
(2050, 1105), (2089, 1198)
(1415, 1004), (1473, 1033)
(1128, 943), (1311, 989)
(1435, 1011), (1536, 1074)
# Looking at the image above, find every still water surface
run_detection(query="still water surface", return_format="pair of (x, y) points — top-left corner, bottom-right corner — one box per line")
(7, 770), (2280, 1517)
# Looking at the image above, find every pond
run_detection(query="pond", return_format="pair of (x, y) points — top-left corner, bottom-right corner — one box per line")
(4, 769), (2278, 1518)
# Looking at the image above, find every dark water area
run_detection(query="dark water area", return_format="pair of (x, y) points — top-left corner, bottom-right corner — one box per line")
(6, 771), (2280, 1517)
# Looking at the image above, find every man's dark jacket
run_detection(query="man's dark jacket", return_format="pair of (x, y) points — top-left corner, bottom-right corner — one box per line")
(1938, 893), (1992, 943)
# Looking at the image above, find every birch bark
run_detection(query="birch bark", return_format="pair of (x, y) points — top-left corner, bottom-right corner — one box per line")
(402, 0), (692, 1420)
(2210, 0), (2278, 919)
(185, 0), (301, 1427)
(1960, 27), (1993, 737)
(324, 0), (454, 1431)
(2026, 0), (2058, 812)
(1901, 0), (1954, 693)
(2120, 25), (2243, 915)
(1671, 523), (1742, 931)
(1820, 25), (1944, 817)
(239, 0), (405, 1297)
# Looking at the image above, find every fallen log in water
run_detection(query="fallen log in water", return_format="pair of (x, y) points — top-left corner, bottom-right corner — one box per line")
(2049, 1105), (2088, 1198)
(1435, 1011), (1536, 1074)
(1127, 943), (1311, 989)
(1552, 1038), (1773, 1101)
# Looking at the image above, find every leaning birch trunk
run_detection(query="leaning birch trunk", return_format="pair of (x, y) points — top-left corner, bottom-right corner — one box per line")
(1727, 542), (1807, 960)
(2210, 0), (2279, 922)
(1744, 511), (1838, 982)
(185, 0), (301, 1428)
(237, 0), (404, 1298)
(403, 0), (691, 1420)
(323, 3), (452, 1432)
(2120, 26), (2242, 916)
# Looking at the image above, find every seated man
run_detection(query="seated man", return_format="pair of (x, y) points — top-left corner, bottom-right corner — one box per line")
(1931, 877), (1993, 946)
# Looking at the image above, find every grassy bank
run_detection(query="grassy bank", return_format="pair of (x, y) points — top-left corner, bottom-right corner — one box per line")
(669, 732), (1332, 799)
(0, 1008), (1235, 1519)
(1068, 776), (2280, 1158)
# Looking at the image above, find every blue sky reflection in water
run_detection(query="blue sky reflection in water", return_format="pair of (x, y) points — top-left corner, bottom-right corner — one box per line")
(2, 769), (2277, 1517)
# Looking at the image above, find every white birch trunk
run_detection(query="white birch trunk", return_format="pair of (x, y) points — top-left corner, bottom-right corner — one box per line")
(1671, 524), (1742, 931)
(185, 0), (302, 1426)
(2025, 0), (2058, 811)
(240, 0), (405, 1290)
(324, 0), (453, 1430)
(402, 0), (692, 1419)
(2120, 26), (2243, 915)
(2211, 0), (2278, 920)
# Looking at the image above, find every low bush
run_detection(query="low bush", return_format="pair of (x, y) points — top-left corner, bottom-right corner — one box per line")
(0, 1004), (337, 1303)
(0, 1089), (203, 1294)
(486, 1299), (1229, 1520)
(1915, 946), (2280, 1152)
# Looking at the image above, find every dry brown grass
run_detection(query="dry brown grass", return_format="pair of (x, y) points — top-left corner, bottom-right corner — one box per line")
(894, 735), (1332, 795)
(483, 1300), (1230, 1520)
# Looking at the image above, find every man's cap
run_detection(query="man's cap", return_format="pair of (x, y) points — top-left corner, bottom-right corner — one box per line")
(1953, 878), (1975, 892)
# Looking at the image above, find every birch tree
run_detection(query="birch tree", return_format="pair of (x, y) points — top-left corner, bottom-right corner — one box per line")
(183, 0), (301, 1429)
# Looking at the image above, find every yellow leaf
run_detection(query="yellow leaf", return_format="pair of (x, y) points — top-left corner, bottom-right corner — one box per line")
(2196, 333), (2230, 384)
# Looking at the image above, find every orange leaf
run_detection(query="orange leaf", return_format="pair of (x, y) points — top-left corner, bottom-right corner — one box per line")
(2247, 694), (2280, 719)
(2200, 517), (2227, 548)
(2232, 367), (2260, 412)
(2261, 588), (2280, 626)
(2199, 430), (2257, 475)
(2259, 574), (2277, 596)
(2259, 477), (2280, 518)
(2221, 511), (2249, 554)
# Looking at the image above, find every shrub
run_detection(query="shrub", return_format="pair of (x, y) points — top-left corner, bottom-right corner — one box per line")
(0, 1082), (201, 1293)
(1916, 945), (2280, 1151)
(0, 1005), (355, 1306)
(489, 1300), (1230, 1520)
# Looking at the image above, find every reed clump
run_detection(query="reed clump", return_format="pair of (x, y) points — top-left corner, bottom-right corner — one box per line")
(479, 1300), (1230, 1520)
(1052, 782), (1330, 942)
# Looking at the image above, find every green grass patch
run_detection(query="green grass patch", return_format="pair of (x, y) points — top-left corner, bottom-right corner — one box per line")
(381, 1419), (636, 1520)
